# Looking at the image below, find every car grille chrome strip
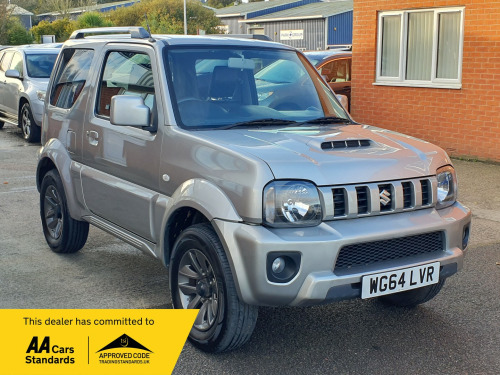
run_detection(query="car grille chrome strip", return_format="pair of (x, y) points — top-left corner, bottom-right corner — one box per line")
(319, 177), (436, 221)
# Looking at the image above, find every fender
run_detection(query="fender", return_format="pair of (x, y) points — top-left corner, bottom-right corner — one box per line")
(37, 138), (88, 221)
(157, 178), (242, 263)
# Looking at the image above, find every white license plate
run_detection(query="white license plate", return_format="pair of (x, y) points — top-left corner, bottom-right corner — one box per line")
(361, 262), (440, 299)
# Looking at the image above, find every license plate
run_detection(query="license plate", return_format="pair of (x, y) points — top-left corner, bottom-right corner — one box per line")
(361, 262), (440, 299)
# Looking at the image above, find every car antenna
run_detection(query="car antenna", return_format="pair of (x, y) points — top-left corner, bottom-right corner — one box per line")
(144, 14), (155, 42)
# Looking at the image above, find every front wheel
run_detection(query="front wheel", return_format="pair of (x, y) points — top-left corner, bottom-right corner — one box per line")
(170, 223), (258, 353)
(378, 279), (445, 307)
(40, 170), (89, 253)
(20, 103), (40, 143)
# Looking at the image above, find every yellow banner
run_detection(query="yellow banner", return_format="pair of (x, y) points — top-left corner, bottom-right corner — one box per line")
(0, 309), (197, 375)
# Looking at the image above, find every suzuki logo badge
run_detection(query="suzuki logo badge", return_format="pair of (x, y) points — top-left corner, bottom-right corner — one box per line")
(379, 189), (391, 206)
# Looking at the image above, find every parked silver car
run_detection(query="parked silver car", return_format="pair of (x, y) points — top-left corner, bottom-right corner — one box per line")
(37, 27), (471, 353)
(0, 45), (60, 142)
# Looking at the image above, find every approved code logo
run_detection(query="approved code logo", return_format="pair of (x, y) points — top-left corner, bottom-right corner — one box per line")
(96, 333), (152, 365)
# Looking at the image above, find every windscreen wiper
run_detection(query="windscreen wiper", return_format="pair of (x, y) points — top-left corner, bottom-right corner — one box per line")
(297, 116), (352, 126)
(219, 118), (298, 130)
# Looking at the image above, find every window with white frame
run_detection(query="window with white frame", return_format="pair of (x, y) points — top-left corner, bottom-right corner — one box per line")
(376, 7), (464, 89)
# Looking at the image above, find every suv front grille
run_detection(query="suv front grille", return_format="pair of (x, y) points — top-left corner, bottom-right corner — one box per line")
(334, 231), (445, 271)
(318, 177), (436, 220)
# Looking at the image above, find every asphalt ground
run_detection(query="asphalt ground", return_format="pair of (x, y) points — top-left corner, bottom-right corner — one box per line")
(0, 123), (499, 374)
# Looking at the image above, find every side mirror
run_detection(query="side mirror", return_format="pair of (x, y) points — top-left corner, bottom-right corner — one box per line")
(110, 95), (150, 127)
(5, 69), (21, 79)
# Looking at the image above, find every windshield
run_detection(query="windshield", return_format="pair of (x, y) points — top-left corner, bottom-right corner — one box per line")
(165, 47), (349, 129)
(26, 53), (58, 78)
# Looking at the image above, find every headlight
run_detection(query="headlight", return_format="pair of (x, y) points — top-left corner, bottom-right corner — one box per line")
(36, 90), (46, 102)
(263, 180), (322, 227)
(436, 165), (457, 209)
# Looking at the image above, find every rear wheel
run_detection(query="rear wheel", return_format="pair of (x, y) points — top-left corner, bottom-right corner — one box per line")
(20, 103), (40, 143)
(378, 279), (445, 307)
(170, 223), (258, 353)
(40, 170), (89, 253)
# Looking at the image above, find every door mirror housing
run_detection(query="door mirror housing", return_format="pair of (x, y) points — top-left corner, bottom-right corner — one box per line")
(336, 94), (349, 112)
(5, 69), (21, 79)
(110, 95), (151, 127)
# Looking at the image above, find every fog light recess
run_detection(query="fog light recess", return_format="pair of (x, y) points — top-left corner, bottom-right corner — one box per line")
(462, 224), (470, 249)
(266, 252), (301, 283)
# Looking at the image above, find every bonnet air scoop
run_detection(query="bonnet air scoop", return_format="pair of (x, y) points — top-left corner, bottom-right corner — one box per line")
(321, 139), (372, 150)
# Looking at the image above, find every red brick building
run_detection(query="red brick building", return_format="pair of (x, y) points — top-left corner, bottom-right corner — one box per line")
(351, 0), (500, 162)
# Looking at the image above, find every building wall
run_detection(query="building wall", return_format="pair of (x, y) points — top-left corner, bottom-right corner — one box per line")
(327, 11), (353, 45)
(220, 16), (247, 34)
(249, 19), (326, 50)
(352, 0), (500, 162)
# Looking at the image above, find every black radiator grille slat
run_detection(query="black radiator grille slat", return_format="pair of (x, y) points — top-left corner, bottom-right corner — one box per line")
(421, 180), (431, 205)
(402, 181), (413, 208)
(333, 188), (346, 216)
(356, 186), (369, 214)
(334, 231), (445, 270)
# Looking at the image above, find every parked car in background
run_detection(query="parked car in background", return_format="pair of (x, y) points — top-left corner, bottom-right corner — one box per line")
(0, 45), (60, 141)
(305, 50), (352, 109)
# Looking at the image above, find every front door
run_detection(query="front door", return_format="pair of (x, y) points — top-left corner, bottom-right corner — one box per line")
(81, 45), (163, 242)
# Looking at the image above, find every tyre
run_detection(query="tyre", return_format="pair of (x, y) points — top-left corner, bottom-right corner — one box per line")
(40, 169), (89, 253)
(378, 279), (445, 307)
(170, 223), (258, 353)
(20, 103), (40, 143)
(0, 121), (4, 129)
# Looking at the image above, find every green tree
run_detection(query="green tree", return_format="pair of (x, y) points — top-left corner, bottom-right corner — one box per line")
(31, 18), (75, 42)
(206, 0), (234, 9)
(76, 11), (114, 28)
(6, 17), (34, 45)
(109, 0), (222, 35)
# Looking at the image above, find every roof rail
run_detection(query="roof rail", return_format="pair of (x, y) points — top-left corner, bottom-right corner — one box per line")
(69, 27), (150, 40)
(208, 34), (272, 41)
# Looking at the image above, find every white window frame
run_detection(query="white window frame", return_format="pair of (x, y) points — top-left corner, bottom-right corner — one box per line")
(375, 7), (465, 89)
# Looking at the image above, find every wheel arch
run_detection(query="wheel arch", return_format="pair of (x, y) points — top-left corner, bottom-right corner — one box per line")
(37, 138), (87, 220)
(159, 178), (242, 267)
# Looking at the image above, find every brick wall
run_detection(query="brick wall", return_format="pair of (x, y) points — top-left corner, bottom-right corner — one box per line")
(351, 0), (500, 162)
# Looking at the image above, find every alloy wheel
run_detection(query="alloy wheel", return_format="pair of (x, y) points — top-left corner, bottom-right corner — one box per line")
(177, 249), (219, 331)
(44, 185), (63, 240)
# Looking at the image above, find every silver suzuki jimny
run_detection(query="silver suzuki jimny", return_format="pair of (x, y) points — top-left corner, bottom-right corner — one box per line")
(37, 27), (471, 353)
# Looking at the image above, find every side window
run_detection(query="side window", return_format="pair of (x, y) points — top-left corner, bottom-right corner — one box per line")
(1, 52), (13, 72)
(97, 51), (155, 118)
(320, 59), (351, 83)
(50, 49), (94, 109)
(9, 53), (24, 76)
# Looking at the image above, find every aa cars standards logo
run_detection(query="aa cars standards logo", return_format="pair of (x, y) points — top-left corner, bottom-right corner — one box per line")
(97, 334), (152, 365)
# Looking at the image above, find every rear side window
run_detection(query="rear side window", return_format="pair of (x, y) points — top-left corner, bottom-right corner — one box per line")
(50, 48), (94, 109)
(96, 51), (155, 117)
(0, 51), (13, 72)
(9, 53), (24, 76)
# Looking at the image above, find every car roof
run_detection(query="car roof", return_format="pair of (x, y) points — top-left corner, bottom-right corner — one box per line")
(2, 45), (61, 54)
(303, 50), (352, 64)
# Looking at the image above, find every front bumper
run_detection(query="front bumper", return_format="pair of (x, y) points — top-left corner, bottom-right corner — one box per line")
(213, 202), (471, 307)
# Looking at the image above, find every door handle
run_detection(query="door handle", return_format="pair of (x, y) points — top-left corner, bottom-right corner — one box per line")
(86, 130), (99, 146)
